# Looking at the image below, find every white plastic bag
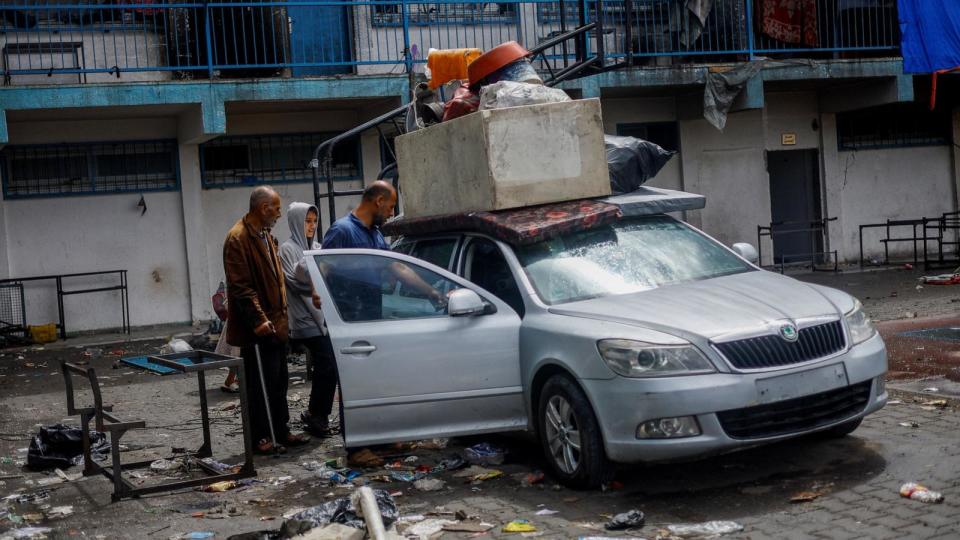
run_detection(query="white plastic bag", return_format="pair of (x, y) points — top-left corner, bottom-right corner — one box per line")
(478, 81), (571, 110)
(159, 338), (192, 355)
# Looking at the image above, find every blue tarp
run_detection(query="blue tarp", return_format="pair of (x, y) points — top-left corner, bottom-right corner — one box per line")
(899, 0), (960, 73)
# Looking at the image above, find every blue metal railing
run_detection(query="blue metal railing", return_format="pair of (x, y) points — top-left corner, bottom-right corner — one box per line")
(0, 1), (900, 85)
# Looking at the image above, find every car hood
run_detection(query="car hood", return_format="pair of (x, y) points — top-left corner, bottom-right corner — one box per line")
(548, 270), (846, 341)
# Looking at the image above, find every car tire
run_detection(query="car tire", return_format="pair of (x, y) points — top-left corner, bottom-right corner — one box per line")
(821, 417), (863, 438)
(537, 374), (605, 489)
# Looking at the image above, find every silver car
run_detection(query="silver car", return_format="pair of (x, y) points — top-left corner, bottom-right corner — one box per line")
(304, 210), (887, 489)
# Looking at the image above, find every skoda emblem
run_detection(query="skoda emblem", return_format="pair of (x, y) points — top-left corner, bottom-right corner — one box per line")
(779, 323), (799, 342)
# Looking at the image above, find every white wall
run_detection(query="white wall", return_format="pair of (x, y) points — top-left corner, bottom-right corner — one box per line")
(2, 117), (190, 331)
(821, 111), (957, 262)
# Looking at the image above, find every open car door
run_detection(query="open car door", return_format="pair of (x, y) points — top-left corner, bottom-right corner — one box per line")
(305, 248), (525, 447)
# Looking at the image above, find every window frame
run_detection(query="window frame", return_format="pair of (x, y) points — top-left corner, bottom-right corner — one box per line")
(458, 234), (526, 317)
(0, 139), (180, 200)
(836, 103), (952, 151)
(370, 2), (520, 27)
(199, 131), (363, 189)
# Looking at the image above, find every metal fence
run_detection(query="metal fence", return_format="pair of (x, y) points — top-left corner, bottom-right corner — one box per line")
(0, 1), (900, 84)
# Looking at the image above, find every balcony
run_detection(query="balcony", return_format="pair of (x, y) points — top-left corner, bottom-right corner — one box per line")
(0, 1), (901, 86)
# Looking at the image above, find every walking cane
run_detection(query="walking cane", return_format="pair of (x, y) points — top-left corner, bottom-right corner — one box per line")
(254, 343), (280, 456)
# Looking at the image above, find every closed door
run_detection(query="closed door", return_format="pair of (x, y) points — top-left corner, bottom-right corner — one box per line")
(768, 149), (823, 264)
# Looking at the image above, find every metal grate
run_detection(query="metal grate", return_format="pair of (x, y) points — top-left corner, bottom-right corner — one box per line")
(717, 380), (872, 439)
(200, 132), (361, 188)
(714, 320), (845, 370)
(837, 103), (952, 151)
(1, 141), (179, 199)
(0, 282), (26, 340)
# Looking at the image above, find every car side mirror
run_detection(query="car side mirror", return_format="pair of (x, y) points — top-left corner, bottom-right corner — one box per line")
(731, 242), (759, 264)
(448, 289), (486, 317)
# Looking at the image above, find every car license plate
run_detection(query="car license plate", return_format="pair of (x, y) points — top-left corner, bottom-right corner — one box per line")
(755, 363), (848, 405)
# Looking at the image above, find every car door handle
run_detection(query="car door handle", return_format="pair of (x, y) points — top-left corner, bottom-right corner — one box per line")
(341, 344), (377, 355)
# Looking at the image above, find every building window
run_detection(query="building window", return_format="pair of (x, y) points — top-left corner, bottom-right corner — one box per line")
(200, 132), (362, 189)
(1, 140), (179, 199)
(616, 122), (680, 152)
(372, 3), (518, 27)
(837, 103), (952, 151)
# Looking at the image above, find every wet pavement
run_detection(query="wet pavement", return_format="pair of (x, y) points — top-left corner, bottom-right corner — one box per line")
(0, 267), (958, 539)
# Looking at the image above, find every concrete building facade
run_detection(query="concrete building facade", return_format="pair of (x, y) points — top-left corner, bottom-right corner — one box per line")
(1, 2), (958, 334)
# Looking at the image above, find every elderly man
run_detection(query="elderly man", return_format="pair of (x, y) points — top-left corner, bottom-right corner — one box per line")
(223, 186), (309, 454)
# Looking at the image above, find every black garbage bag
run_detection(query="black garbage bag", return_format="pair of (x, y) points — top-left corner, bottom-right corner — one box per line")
(27, 424), (108, 470)
(605, 135), (676, 193)
(281, 490), (398, 536)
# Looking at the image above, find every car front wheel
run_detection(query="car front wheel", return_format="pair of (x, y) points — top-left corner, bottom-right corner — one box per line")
(537, 374), (605, 489)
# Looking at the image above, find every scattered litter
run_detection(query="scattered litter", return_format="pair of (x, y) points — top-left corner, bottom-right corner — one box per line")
(442, 520), (495, 533)
(601, 480), (625, 492)
(790, 491), (823, 503)
(179, 533), (214, 540)
(159, 339), (192, 355)
(413, 478), (445, 492)
(401, 518), (457, 539)
(411, 438), (449, 450)
(281, 489), (398, 533)
(535, 508), (559, 516)
(887, 400), (902, 405)
(398, 515), (426, 523)
(900, 482), (944, 503)
(27, 424), (108, 470)
(465, 443), (505, 465)
(45, 506), (73, 519)
(347, 448), (384, 469)
(604, 510), (644, 530)
(921, 399), (948, 409)
(898, 422), (919, 428)
(503, 520), (537, 533)
(922, 387), (940, 393)
(469, 470), (503, 483)
(150, 458), (185, 475)
(403, 455), (418, 463)
(515, 471), (545, 487)
(453, 465), (495, 479)
(83, 348), (103, 359)
(665, 521), (743, 538)
(200, 458), (238, 473)
(2, 527), (52, 539)
(202, 481), (238, 493)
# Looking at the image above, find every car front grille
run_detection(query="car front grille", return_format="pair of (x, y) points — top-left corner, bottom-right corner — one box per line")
(716, 381), (872, 439)
(714, 320), (846, 370)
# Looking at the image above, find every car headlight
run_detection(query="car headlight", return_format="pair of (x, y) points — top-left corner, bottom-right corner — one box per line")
(845, 299), (876, 345)
(597, 339), (715, 377)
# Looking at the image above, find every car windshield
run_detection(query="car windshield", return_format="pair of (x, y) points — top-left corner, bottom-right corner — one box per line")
(515, 216), (753, 305)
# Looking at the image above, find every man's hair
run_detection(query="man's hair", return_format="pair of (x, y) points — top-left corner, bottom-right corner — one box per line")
(361, 181), (395, 203)
(249, 186), (278, 212)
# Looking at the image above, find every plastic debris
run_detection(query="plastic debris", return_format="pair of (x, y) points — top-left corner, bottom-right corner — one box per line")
(665, 521), (744, 538)
(45, 506), (73, 519)
(503, 520), (537, 533)
(605, 135), (676, 193)
(470, 470), (503, 483)
(535, 508), (559, 516)
(402, 518), (457, 539)
(516, 471), (545, 487)
(464, 443), (506, 466)
(150, 458), (185, 475)
(479, 80), (571, 110)
(180, 533), (215, 540)
(898, 422), (920, 428)
(413, 478), (446, 492)
(202, 481), (238, 493)
(27, 424), (108, 470)
(921, 399), (948, 408)
(604, 510), (645, 530)
(3, 527), (52, 539)
(900, 482), (944, 503)
(922, 387), (940, 393)
(281, 489), (398, 534)
(160, 338), (193, 355)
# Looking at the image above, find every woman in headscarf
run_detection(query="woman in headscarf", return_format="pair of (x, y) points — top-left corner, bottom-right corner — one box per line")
(279, 202), (338, 437)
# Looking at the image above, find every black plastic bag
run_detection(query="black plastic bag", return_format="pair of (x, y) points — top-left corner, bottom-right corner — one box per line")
(281, 490), (398, 535)
(605, 135), (675, 193)
(27, 424), (108, 470)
